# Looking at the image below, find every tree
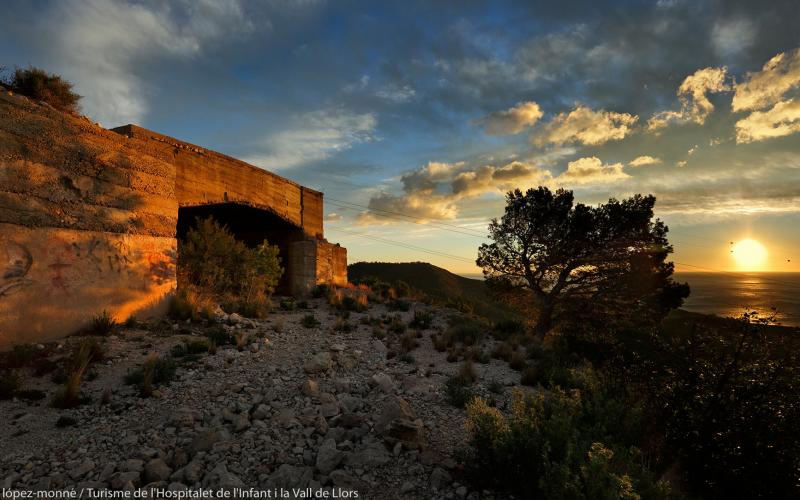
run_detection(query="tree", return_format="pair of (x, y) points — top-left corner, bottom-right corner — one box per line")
(476, 187), (688, 334)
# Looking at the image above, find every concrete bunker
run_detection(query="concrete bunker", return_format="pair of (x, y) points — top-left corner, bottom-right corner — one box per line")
(0, 91), (347, 347)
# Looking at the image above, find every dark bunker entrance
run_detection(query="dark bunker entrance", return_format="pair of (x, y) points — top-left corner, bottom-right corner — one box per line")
(177, 203), (305, 294)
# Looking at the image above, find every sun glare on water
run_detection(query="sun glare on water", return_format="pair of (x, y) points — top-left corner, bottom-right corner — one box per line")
(731, 239), (768, 271)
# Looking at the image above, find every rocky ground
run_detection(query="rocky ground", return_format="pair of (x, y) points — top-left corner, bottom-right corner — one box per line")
(1, 297), (528, 499)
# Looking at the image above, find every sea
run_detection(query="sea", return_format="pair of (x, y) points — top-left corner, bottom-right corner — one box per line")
(460, 272), (800, 327)
(675, 272), (800, 327)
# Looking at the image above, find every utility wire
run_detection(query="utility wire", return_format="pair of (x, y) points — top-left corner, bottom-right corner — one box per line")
(327, 227), (475, 264)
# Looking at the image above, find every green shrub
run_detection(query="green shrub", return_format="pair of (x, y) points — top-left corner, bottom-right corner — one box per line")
(333, 317), (353, 333)
(86, 310), (116, 336)
(124, 354), (176, 397)
(445, 316), (484, 346)
(394, 280), (411, 297)
(280, 298), (296, 311)
(168, 288), (216, 321)
(179, 217), (282, 318)
(399, 353), (415, 364)
(445, 374), (474, 408)
(4, 66), (81, 113)
(462, 389), (666, 499)
(301, 314), (321, 328)
(493, 319), (526, 340)
(206, 327), (235, 346)
(387, 299), (411, 312)
(51, 340), (98, 408)
(348, 295), (368, 312)
(409, 310), (434, 329)
(388, 316), (407, 334)
(491, 342), (514, 362)
(400, 331), (418, 352)
(170, 339), (210, 359)
(312, 284), (331, 298)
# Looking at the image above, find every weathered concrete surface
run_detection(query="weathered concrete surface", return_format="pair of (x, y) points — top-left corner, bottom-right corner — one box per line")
(112, 125), (324, 238)
(0, 224), (176, 346)
(0, 92), (179, 347)
(0, 91), (346, 346)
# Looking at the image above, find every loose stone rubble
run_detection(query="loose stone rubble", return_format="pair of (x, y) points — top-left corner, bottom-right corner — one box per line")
(0, 297), (526, 499)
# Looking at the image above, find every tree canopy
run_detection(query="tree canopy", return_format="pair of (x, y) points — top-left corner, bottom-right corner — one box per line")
(477, 187), (689, 333)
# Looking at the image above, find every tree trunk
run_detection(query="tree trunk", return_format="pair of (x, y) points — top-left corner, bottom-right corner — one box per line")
(534, 296), (555, 335)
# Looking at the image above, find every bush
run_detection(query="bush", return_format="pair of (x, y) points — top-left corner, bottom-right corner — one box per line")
(445, 374), (474, 408)
(124, 354), (176, 397)
(493, 319), (526, 340)
(179, 217), (282, 318)
(388, 316), (406, 334)
(333, 317), (352, 333)
(387, 299), (411, 312)
(206, 327), (235, 346)
(491, 342), (514, 362)
(4, 67), (81, 112)
(638, 312), (800, 498)
(394, 280), (411, 297)
(409, 310), (434, 330)
(168, 287), (217, 321)
(86, 310), (116, 336)
(51, 340), (99, 408)
(400, 331), (418, 352)
(462, 389), (666, 499)
(312, 284), (331, 298)
(279, 298), (296, 311)
(301, 314), (321, 328)
(445, 316), (484, 346)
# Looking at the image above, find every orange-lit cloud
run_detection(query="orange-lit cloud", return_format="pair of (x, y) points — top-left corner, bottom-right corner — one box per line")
(479, 101), (543, 135)
(534, 105), (638, 146)
(735, 99), (800, 143)
(732, 48), (800, 112)
(648, 67), (729, 130)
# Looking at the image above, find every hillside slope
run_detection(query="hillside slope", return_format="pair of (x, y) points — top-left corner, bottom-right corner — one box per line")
(348, 261), (518, 321)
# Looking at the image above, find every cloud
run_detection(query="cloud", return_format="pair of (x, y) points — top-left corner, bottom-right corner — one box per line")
(246, 108), (377, 169)
(628, 155), (662, 167)
(711, 18), (755, 58)
(735, 99), (800, 143)
(732, 48), (800, 112)
(452, 162), (552, 197)
(534, 105), (638, 146)
(359, 159), (551, 223)
(324, 213), (343, 222)
(647, 66), (729, 130)
(360, 154), (631, 223)
(45, 0), (253, 125)
(557, 157), (629, 185)
(376, 84), (416, 103)
(479, 101), (543, 135)
(361, 192), (460, 223)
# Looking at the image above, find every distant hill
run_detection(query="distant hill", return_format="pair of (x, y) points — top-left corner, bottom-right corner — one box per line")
(347, 261), (518, 321)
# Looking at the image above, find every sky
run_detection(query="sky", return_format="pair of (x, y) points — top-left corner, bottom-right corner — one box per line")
(3, 0), (800, 274)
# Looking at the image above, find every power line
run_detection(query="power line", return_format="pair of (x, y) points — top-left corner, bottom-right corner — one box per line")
(326, 200), (487, 239)
(326, 197), (487, 237)
(327, 227), (475, 264)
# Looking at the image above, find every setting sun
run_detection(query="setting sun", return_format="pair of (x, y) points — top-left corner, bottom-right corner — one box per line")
(731, 239), (768, 270)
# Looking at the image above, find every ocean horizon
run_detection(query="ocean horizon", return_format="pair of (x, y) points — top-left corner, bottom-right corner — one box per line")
(458, 271), (800, 327)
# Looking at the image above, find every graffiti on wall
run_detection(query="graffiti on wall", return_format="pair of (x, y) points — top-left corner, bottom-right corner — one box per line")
(0, 233), (176, 299)
(0, 241), (34, 297)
